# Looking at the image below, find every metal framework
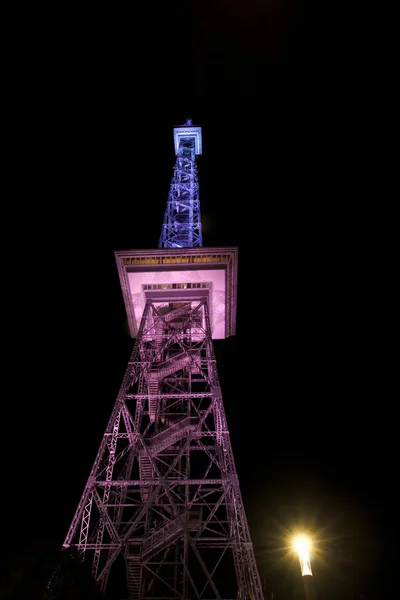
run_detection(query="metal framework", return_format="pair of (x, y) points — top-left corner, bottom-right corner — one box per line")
(159, 119), (203, 249)
(57, 121), (264, 600)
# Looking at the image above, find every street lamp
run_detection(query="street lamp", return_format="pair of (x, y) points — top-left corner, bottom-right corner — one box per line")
(293, 535), (317, 600)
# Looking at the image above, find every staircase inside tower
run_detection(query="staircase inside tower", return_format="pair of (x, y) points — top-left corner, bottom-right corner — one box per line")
(123, 301), (214, 599)
(128, 508), (202, 562)
(140, 302), (201, 503)
(126, 509), (202, 599)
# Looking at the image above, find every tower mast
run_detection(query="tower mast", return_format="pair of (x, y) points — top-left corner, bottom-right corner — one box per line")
(159, 119), (203, 248)
(60, 120), (264, 600)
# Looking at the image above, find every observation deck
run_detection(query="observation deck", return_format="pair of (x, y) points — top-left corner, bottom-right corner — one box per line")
(115, 246), (238, 339)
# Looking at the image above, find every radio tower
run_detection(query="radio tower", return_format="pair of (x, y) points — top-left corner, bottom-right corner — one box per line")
(60, 120), (264, 600)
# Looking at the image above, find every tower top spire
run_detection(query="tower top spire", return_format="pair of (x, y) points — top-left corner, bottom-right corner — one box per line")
(173, 121), (202, 156)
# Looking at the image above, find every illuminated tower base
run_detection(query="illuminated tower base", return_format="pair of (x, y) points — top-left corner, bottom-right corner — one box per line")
(59, 123), (264, 600)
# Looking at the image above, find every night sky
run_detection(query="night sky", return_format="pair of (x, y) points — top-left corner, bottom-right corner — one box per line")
(3, 3), (395, 599)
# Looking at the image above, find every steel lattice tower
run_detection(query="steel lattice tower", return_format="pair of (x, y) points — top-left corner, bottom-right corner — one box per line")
(159, 120), (203, 248)
(60, 120), (264, 600)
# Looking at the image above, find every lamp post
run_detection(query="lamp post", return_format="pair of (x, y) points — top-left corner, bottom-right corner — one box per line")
(293, 536), (317, 600)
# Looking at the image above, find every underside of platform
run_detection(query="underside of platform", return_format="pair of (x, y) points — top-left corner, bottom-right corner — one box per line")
(115, 247), (238, 339)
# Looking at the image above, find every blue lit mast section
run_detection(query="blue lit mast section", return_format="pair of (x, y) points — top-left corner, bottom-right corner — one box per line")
(158, 119), (203, 248)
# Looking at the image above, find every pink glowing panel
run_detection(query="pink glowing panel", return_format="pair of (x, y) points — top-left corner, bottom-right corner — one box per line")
(129, 269), (224, 337)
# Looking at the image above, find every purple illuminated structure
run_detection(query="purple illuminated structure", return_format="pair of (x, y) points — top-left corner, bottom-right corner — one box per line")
(61, 121), (264, 599)
(159, 120), (202, 248)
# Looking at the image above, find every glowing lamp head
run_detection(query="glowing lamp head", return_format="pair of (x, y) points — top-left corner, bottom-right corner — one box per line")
(294, 536), (310, 555)
(293, 535), (313, 577)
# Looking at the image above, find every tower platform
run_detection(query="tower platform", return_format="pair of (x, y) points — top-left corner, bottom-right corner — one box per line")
(115, 246), (238, 339)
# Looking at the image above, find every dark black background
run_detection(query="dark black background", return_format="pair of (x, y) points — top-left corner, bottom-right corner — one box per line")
(2, 2), (396, 599)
